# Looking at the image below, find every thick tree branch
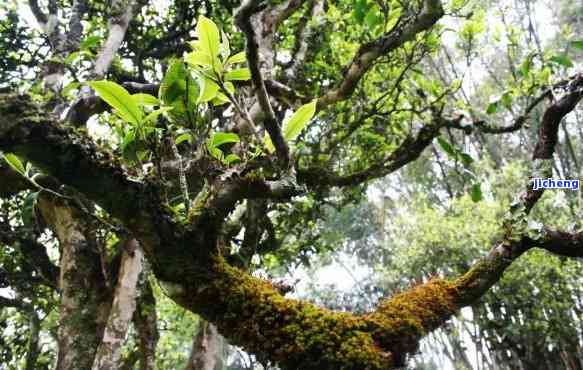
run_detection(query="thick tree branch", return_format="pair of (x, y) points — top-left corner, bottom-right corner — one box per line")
(167, 74), (583, 370)
(0, 94), (155, 228)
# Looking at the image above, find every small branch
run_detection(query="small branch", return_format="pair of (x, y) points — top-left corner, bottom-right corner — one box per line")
(236, 1), (291, 168)
(451, 74), (583, 307)
(93, 0), (136, 79)
(284, 0), (325, 82)
(298, 115), (446, 188)
(315, 0), (444, 111)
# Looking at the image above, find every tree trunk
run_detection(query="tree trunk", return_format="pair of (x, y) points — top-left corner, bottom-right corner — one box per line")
(38, 196), (111, 370)
(133, 272), (159, 370)
(92, 239), (144, 370)
(185, 320), (224, 370)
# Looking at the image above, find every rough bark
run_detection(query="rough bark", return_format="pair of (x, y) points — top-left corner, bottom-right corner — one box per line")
(92, 239), (144, 370)
(184, 320), (224, 370)
(1, 36), (583, 370)
(37, 196), (111, 370)
(133, 274), (159, 370)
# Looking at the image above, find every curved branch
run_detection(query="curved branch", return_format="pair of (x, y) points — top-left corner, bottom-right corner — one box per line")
(236, 1), (291, 168)
(93, 0), (136, 79)
(315, 0), (444, 111)
(298, 116), (445, 188)
(0, 94), (154, 229)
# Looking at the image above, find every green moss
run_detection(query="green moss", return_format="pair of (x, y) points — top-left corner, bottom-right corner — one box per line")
(173, 257), (461, 370)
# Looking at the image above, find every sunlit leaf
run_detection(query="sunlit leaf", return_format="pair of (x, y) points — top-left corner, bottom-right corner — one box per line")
(211, 92), (230, 106)
(196, 15), (220, 66)
(197, 76), (220, 103)
(88, 80), (142, 124)
(226, 51), (247, 65)
(264, 132), (275, 153)
(185, 51), (212, 67)
(209, 132), (240, 149)
(224, 68), (251, 81)
(282, 100), (317, 142)
(133, 93), (159, 107)
(2, 153), (25, 175)
(175, 133), (193, 145)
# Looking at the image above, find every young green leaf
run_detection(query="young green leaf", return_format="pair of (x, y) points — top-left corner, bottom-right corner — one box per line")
(175, 133), (193, 145)
(460, 153), (473, 167)
(196, 76), (220, 103)
(224, 154), (241, 165)
(470, 183), (483, 202)
(208, 147), (223, 160)
(133, 93), (159, 107)
(224, 68), (251, 81)
(185, 51), (213, 68)
(209, 132), (240, 149)
(436, 137), (456, 157)
(211, 93), (230, 106)
(196, 15), (220, 66)
(159, 60), (199, 122)
(88, 80), (142, 125)
(572, 40), (583, 51)
(486, 101), (499, 115)
(144, 106), (173, 124)
(264, 132), (275, 154)
(282, 100), (317, 141)
(549, 55), (574, 68)
(3, 153), (26, 176)
(500, 92), (513, 110)
(226, 51), (247, 65)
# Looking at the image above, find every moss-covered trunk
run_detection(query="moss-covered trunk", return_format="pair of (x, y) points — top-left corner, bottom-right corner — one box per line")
(38, 196), (111, 370)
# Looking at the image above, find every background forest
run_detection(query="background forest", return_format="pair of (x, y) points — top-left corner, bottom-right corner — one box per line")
(1, 0), (583, 369)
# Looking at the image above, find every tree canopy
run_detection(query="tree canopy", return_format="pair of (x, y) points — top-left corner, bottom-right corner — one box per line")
(0, 0), (582, 369)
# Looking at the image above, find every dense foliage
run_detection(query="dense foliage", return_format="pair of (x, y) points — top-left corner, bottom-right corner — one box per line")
(0, 0), (582, 369)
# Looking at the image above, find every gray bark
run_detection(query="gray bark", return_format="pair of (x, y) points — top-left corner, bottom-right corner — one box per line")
(92, 239), (144, 370)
